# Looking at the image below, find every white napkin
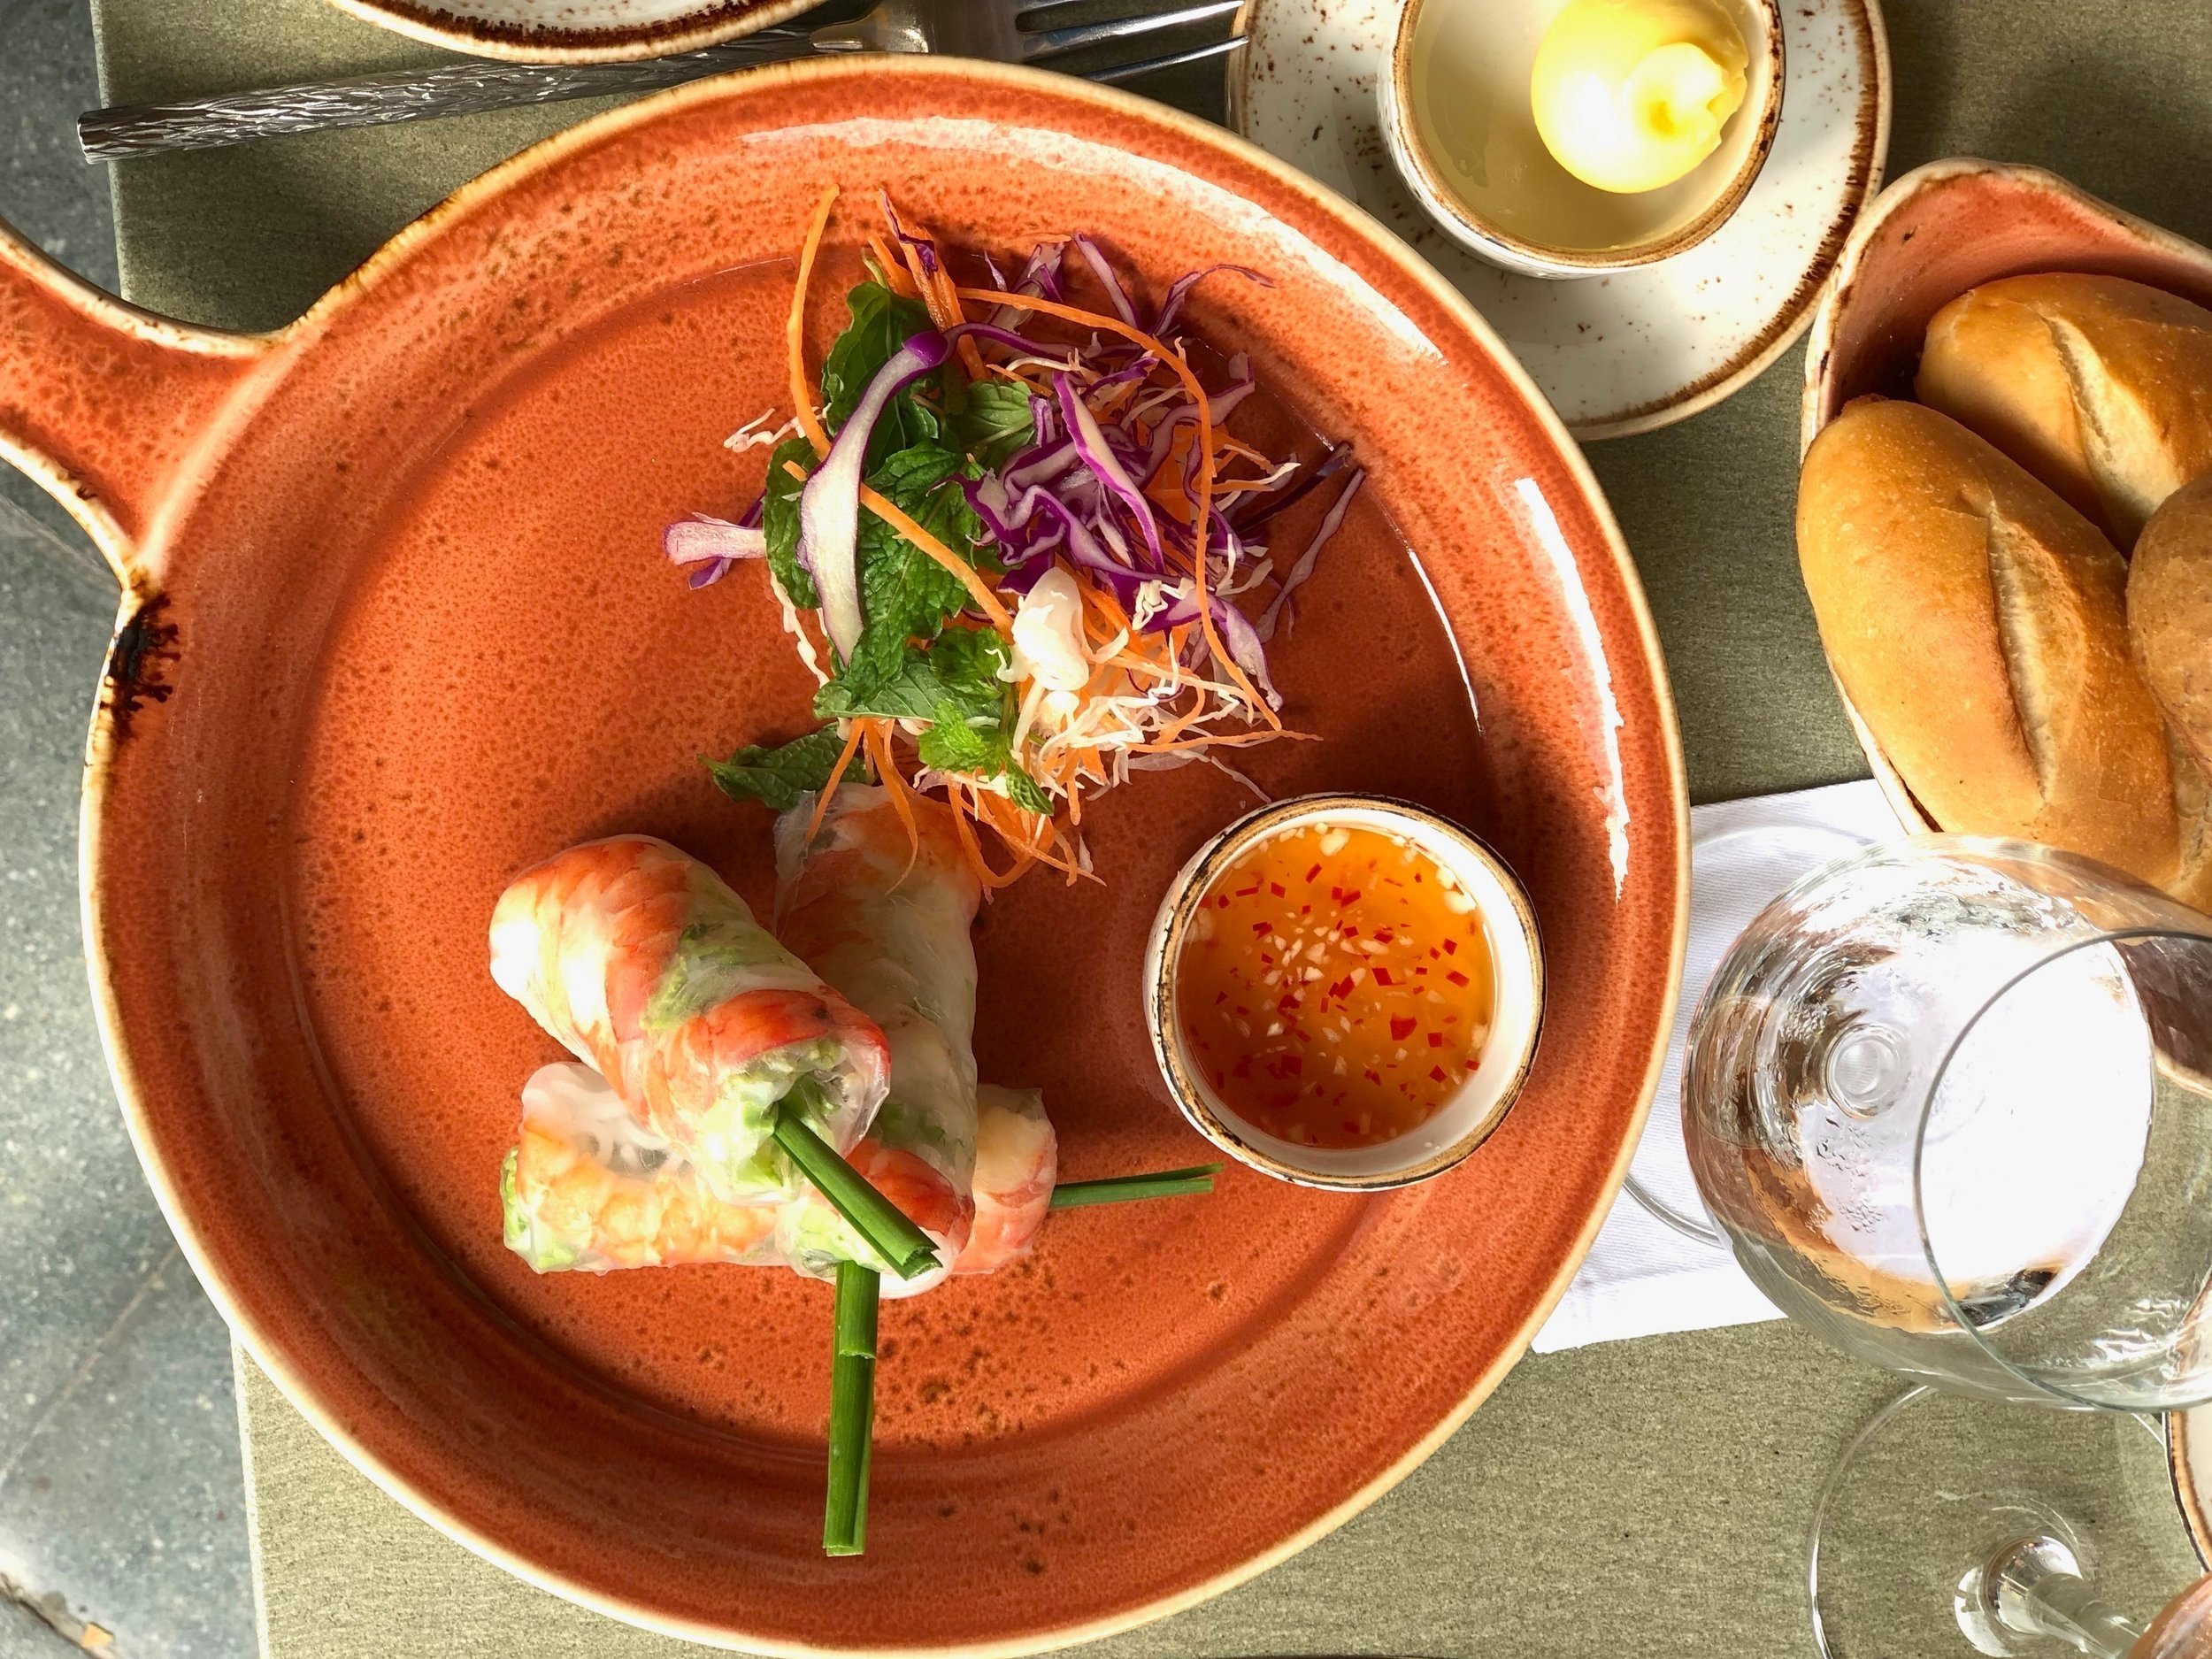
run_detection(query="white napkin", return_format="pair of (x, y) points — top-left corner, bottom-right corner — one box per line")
(1531, 779), (1909, 1353)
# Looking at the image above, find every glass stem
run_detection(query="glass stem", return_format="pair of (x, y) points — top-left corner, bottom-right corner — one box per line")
(1992, 1540), (2146, 1658)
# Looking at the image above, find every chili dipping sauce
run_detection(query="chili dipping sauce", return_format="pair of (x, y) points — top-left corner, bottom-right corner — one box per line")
(1175, 821), (1494, 1148)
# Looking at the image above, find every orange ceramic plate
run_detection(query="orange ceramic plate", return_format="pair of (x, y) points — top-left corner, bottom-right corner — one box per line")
(0, 61), (1685, 1653)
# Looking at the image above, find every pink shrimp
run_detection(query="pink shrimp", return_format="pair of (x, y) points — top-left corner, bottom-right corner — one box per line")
(952, 1086), (1058, 1275)
(489, 835), (890, 1203)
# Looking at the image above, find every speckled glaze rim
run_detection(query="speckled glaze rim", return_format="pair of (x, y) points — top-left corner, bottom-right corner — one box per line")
(1794, 155), (2212, 839)
(1144, 794), (1546, 1191)
(1379, 0), (1786, 276)
(48, 54), (1687, 1656)
(323, 0), (816, 64)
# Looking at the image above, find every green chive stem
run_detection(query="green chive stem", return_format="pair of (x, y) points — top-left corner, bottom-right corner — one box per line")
(773, 1082), (941, 1279)
(824, 1260), (879, 1556)
(1048, 1163), (1225, 1210)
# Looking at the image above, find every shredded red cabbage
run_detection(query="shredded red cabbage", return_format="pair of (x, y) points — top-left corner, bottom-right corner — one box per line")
(667, 221), (1363, 833)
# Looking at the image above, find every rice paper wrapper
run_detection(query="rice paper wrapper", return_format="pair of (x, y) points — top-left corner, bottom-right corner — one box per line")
(489, 833), (891, 1203)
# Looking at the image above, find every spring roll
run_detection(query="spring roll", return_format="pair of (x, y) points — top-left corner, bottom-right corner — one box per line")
(502, 1063), (779, 1272)
(951, 1085), (1058, 1275)
(770, 788), (983, 1294)
(489, 834), (890, 1204)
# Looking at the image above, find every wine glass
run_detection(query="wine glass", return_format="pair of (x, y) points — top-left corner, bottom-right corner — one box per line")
(1685, 836), (2212, 1409)
(1808, 1387), (2210, 1658)
(1677, 835), (2212, 1655)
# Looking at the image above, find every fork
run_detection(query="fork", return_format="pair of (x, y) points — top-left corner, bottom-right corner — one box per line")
(75, 0), (1247, 162)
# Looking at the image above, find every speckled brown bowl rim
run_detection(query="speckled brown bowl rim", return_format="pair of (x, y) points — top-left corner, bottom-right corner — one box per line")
(1380, 0), (1786, 274)
(1794, 156), (2212, 838)
(70, 55), (1688, 1656)
(324, 0), (815, 65)
(1146, 794), (1547, 1190)
(1224, 0), (1891, 440)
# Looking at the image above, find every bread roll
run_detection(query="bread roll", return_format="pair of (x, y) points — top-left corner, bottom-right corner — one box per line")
(2131, 474), (2212, 772)
(1797, 397), (2178, 886)
(2166, 741), (2212, 913)
(1915, 273), (2212, 547)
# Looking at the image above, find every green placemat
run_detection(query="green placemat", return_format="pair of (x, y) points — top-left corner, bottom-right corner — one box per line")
(77, 0), (2212, 1650)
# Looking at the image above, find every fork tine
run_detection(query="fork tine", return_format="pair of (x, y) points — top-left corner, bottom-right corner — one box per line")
(1022, 0), (1245, 62)
(1086, 33), (1245, 82)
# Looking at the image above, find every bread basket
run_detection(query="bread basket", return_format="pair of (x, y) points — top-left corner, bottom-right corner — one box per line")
(1797, 157), (2212, 833)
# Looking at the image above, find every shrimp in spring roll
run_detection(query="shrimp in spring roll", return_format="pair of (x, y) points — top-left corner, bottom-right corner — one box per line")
(952, 1085), (1058, 1276)
(503, 1071), (1060, 1281)
(770, 788), (983, 1295)
(489, 834), (890, 1205)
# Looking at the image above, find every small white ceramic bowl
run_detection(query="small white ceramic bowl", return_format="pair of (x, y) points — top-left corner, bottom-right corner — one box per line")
(1379, 0), (1786, 279)
(1144, 795), (1545, 1190)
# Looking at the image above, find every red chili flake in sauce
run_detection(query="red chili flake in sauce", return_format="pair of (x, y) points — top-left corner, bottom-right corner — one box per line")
(1176, 824), (1495, 1148)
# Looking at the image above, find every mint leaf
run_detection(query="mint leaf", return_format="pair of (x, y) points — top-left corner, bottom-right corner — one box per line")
(821, 282), (941, 465)
(950, 380), (1036, 468)
(1004, 765), (1054, 817)
(920, 627), (1015, 707)
(704, 726), (861, 812)
(916, 700), (1006, 772)
(817, 630), (1010, 723)
(840, 451), (992, 693)
(760, 437), (818, 608)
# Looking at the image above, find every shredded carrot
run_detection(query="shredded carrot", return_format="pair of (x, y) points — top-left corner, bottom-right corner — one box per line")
(973, 789), (1092, 883)
(948, 788), (1032, 890)
(955, 288), (1277, 726)
(807, 718), (870, 844)
(863, 720), (922, 872)
(791, 187), (840, 460)
(900, 239), (952, 328)
(886, 211), (987, 380)
(866, 232), (917, 297)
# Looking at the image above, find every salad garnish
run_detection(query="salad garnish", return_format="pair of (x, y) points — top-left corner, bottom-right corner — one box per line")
(672, 186), (1363, 887)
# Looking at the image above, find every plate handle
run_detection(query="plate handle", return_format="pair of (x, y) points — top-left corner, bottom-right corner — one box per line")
(0, 219), (273, 592)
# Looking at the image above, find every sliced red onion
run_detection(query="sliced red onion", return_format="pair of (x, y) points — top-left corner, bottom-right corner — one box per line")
(1056, 373), (1163, 568)
(1070, 234), (1138, 327)
(1257, 466), (1364, 641)
(1153, 265), (1272, 336)
(664, 513), (767, 588)
(798, 328), (950, 659)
